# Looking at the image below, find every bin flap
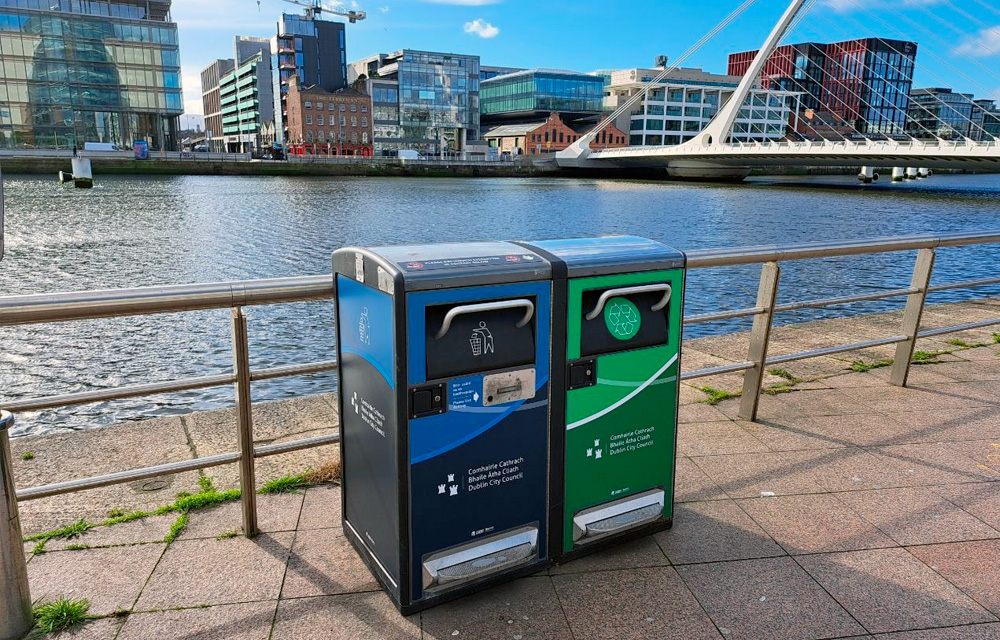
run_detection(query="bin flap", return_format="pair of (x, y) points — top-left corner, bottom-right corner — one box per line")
(580, 286), (670, 358)
(425, 299), (536, 380)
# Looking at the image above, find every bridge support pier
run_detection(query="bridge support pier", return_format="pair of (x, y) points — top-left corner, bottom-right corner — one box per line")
(892, 167), (905, 182)
(906, 167), (918, 180)
(858, 166), (879, 184)
(666, 161), (751, 181)
(917, 168), (931, 179)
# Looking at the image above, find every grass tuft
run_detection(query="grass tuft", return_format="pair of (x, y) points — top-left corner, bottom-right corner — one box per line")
(304, 459), (341, 485)
(23, 519), (93, 543)
(993, 332), (1000, 345)
(767, 368), (801, 383)
(32, 540), (47, 555)
(947, 338), (970, 347)
(216, 529), (240, 540)
(763, 385), (794, 396)
(65, 544), (90, 551)
(163, 513), (188, 544)
(850, 359), (893, 373)
(33, 598), (92, 634)
(101, 510), (151, 527)
(197, 475), (215, 493)
(700, 386), (741, 405)
(912, 350), (942, 365)
(21, 451), (34, 461)
(258, 474), (308, 495)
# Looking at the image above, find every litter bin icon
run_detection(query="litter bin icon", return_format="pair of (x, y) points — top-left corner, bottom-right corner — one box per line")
(333, 242), (554, 614)
(517, 236), (685, 563)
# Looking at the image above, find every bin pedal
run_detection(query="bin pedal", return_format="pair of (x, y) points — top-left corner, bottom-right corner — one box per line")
(422, 526), (538, 591)
(573, 489), (665, 545)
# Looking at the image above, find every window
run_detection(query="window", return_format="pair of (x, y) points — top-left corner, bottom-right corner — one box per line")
(318, 130), (325, 142)
(317, 102), (324, 110)
(340, 104), (346, 111)
(559, 131), (564, 143)
(340, 115), (346, 127)
(329, 103), (335, 111)
(362, 117), (368, 127)
(351, 116), (357, 126)
(363, 131), (369, 144)
(305, 115), (312, 125)
(361, 105), (367, 113)
(306, 130), (314, 142)
(351, 132), (358, 143)
(330, 130), (336, 140)
(351, 104), (357, 112)
(304, 101), (312, 109)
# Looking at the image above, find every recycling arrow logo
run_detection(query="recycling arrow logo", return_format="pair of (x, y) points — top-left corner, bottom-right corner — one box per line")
(604, 297), (641, 341)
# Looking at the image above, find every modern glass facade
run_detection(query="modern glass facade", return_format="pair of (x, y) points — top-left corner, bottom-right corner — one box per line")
(907, 88), (977, 140)
(220, 48), (273, 153)
(480, 69), (605, 119)
(350, 49), (480, 156)
(0, 0), (182, 149)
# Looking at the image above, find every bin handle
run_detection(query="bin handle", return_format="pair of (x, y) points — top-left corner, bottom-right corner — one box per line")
(435, 299), (535, 340)
(585, 284), (672, 321)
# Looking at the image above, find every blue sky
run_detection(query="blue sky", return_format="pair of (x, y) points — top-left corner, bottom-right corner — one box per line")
(171, 0), (1000, 129)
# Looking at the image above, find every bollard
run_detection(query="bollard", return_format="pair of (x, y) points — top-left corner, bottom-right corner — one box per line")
(0, 411), (33, 640)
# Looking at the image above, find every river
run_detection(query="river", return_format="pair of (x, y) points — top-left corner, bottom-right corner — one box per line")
(1, 173), (998, 435)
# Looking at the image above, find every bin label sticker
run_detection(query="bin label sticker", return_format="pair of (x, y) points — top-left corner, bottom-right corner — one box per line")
(605, 297), (641, 341)
(470, 321), (494, 356)
(449, 376), (483, 409)
(399, 255), (537, 272)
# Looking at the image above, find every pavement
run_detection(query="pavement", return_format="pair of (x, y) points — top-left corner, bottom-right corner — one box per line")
(17, 337), (1000, 639)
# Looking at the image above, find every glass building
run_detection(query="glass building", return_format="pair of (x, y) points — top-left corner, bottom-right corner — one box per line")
(480, 69), (605, 121)
(907, 88), (978, 140)
(349, 49), (480, 156)
(0, 0), (182, 150)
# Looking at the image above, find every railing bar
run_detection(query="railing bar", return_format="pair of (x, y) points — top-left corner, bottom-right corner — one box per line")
(917, 317), (1000, 338)
(680, 361), (755, 380)
(773, 287), (918, 313)
(15, 451), (241, 501)
(250, 360), (337, 382)
(3, 373), (236, 413)
(765, 335), (908, 365)
(684, 307), (764, 325)
(254, 433), (340, 458)
(927, 277), (1000, 293)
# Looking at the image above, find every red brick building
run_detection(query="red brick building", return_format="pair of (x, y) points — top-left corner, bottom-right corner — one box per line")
(483, 112), (628, 155)
(286, 77), (374, 156)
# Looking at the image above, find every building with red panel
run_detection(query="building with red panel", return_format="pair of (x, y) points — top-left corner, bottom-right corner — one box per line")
(728, 38), (917, 136)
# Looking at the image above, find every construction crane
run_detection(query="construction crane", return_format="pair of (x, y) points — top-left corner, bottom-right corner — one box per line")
(257, 0), (366, 22)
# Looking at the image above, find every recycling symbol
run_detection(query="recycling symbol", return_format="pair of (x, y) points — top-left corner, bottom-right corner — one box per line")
(604, 297), (641, 341)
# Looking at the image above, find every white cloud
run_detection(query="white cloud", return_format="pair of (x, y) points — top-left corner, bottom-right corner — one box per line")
(954, 26), (1000, 58)
(378, 5), (389, 12)
(463, 18), (499, 38)
(422, 0), (501, 5)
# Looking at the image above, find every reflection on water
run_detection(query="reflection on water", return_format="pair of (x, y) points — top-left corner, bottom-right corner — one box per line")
(1, 173), (998, 435)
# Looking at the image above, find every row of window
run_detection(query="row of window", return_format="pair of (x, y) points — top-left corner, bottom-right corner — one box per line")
(0, 11), (178, 45)
(304, 114), (367, 127)
(0, 35), (179, 68)
(0, 80), (182, 110)
(303, 100), (366, 113)
(303, 130), (369, 144)
(525, 128), (624, 146)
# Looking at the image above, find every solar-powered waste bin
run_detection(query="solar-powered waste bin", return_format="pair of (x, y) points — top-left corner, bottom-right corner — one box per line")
(517, 237), (685, 563)
(333, 242), (553, 614)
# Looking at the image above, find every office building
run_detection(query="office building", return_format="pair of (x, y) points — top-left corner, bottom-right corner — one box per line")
(201, 58), (234, 151)
(349, 50), (481, 156)
(285, 77), (372, 156)
(271, 13), (347, 144)
(0, 0), (183, 149)
(605, 67), (800, 146)
(480, 69), (606, 123)
(483, 111), (626, 155)
(975, 99), (1000, 141)
(480, 65), (522, 82)
(218, 38), (274, 154)
(907, 87), (982, 140)
(729, 38), (917, 135)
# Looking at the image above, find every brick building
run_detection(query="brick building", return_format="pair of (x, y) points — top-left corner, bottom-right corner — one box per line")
(483, 112), (627, 155)
(285, 77), (373, 156)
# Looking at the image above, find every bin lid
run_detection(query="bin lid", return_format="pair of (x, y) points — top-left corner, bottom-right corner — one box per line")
(334, 241), (551, 291)
(520, 236), (685, 277)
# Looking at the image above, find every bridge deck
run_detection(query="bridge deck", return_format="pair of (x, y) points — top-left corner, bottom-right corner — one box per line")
(19, 338), (1000, 639)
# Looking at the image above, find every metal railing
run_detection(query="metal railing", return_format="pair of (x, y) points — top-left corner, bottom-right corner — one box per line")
(1, 231), (999, 538)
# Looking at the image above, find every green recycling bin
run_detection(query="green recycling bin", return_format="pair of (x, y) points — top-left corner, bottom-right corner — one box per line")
(518, 237), (685, 562)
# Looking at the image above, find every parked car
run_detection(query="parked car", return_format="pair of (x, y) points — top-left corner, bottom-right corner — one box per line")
(398, 149), (424, 160)
(83, 142), (119, 152)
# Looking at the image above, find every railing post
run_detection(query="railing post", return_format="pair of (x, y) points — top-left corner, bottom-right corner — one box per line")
(231, 308), (259, 538)
(738, 262), (781, 421)
(890, 248), (935, 387)
(0, 411), (33, 640)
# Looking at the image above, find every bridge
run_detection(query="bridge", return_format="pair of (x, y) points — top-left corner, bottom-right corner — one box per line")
(557, 0), (1000, 179)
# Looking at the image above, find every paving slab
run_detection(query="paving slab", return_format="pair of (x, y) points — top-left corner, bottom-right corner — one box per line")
(422, 576), (573, 640)
(780, 447), (912, 492)
(297, 483), (342, 530)
(691, 451), (827, 499)
(873, 623), (1000, 639)
(552, 566), (722, 640)
(272, 593), (420, 640)
(674, 456), (728, 503)
(29, 617), (126, 640)
(28, 544), (164, 616)
(134, 532), (294, 610)
(934, 482), (1000, 530)
(45, 515), (176, 551)
(796, 547), (996, 634)
(549, 535), (668, 575)
(836, 487), (1000, 546)
(876, 407), (1000, 445)
(677, 421), (771, 457)
(179, 491), (304, 540)
(678, 401), (733, 424)
(871, 442), (996, 487)
(908, 540), (1000, 618)
(737, 416), (852, 452)
(738, 493), (896, 555)
(787, 413), (916, 448)
(676, 556), (864, 640)
(838, 384), (990, 414)
(281, 529), (380, 598)
(725, 388), (878, 421)
(654, 499), (785, 565)
(116, 601), (277, 640)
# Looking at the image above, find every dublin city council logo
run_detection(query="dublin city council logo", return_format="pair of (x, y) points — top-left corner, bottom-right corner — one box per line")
(604, 297), (641, 340)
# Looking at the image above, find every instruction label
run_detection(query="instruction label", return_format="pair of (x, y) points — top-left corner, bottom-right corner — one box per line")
(609, 426), (656, 457)
(466, 456), (526, 493)
(449, 376), (484, 409)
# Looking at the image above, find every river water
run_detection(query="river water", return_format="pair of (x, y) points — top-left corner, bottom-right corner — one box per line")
(1, 173), (998, 435)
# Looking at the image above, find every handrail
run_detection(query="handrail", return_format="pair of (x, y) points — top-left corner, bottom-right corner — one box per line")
(2, 230), (999, 538)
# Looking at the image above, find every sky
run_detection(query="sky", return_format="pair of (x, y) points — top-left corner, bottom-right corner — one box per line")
(170, 0), (1000, 129)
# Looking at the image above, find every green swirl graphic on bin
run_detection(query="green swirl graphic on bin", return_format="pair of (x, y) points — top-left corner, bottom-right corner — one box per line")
(604, 297), (641, 340)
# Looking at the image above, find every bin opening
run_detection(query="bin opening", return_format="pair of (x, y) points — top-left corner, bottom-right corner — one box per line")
(422, 525), (539, 591)
(425, 299), (536, 380)
(572, 489), (665, 544)
(580, 289), (670, 358)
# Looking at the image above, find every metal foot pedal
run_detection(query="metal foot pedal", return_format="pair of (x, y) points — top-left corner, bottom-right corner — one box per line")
(422, 526), (538, 592)
(572, 488), (665, 545)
